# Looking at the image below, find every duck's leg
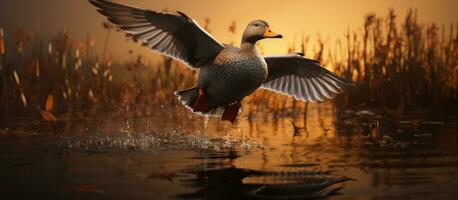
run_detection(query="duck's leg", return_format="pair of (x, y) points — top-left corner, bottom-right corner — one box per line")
(222, 101), (242, 123)
(193, 89), (208, 113)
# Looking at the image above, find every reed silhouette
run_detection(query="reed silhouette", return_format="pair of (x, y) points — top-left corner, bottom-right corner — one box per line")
(0, 10), (456, 121)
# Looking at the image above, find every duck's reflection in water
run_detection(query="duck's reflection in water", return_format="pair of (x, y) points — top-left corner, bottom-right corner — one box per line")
(1, 102), (457, 199)
(175, 151), (354, 199)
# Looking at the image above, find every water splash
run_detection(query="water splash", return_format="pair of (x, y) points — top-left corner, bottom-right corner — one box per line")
(57, 134), (160, 153)
(203, 115), (209, 129)
(56, 129), (264, 153)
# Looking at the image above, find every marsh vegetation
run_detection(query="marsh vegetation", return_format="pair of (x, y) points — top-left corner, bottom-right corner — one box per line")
(0, 9), (457, 200)
(0, 9), (456, 121)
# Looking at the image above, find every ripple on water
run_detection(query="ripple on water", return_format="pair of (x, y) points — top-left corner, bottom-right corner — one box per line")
(56, 130), (264, 153)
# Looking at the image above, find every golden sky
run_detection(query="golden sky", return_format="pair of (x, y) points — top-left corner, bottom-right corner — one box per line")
(1, 0), (457, 61)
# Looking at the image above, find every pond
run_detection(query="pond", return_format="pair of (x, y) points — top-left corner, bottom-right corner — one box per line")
(0, 103), (457, 199)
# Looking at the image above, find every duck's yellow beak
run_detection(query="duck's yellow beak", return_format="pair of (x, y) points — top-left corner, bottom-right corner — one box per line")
(263, 27), (283, 38)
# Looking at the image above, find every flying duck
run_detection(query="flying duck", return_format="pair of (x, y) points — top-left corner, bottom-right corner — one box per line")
(89, 0), (353, 123)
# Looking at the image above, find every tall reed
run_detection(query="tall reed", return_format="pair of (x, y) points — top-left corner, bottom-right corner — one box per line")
(0, 10), (456, 120)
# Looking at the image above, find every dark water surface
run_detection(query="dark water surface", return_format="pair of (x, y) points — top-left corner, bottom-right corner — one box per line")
(0, 103), (457, 199)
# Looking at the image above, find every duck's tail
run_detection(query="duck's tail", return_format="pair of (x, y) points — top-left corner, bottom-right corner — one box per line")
(174, 87), (222, 116)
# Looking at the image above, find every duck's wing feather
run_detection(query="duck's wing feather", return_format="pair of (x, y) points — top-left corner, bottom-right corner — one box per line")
(89, 0), (224, 69)
(262, 54), (353, 102)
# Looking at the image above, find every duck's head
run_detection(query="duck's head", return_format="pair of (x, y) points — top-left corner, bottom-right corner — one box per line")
(241, 20), (282, 45)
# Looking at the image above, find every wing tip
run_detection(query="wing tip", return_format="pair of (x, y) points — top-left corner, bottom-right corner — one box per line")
(176, 11), (191, 20)
(88, 0), (106, 8)
(88, 0), (99, 8)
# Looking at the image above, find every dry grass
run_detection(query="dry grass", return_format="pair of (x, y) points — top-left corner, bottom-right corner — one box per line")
(335, 9), (458, 111)
(0, 10), (456, 120)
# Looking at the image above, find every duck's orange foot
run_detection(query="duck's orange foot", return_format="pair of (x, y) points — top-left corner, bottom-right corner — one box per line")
(222, 101), (241, 123)
(193, 89), (208, 113)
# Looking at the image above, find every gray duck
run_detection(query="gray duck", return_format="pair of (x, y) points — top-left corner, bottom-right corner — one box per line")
(89, 0), (353, 123)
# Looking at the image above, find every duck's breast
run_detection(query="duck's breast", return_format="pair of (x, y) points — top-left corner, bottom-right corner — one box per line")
(198, 49), (267, 106)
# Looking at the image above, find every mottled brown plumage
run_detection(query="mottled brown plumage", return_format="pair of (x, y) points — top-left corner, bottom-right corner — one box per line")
(89, 0), (353, 123)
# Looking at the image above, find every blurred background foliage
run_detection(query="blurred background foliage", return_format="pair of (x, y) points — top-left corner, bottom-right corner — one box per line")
(0, 9), (456, 122)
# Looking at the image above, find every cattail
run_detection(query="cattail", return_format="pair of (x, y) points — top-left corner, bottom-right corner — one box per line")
(77, 42), (86, 55)
(20, 92), (27, 108)
(62, 53), (67, 68)
(45, 94), (54, 112)
(92, 67), (98, 75)
(13, 70), (20, 86)
(74, 59), (82, 71)
(88, 89), (98, 103)
(14, 29), (25, 53)
(34, 59), (40, 77)
(0, 27), (4, 55)
(89, 89), (94, 98)
(102, 22), (113, 61)
(103, 69), (110, 77)
(41, 95), (57, 122)
(48, 42), (53, 54)
(89, 37), (96, 47)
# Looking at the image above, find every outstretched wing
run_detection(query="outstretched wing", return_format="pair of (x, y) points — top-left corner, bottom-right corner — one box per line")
(89, 0), (224, 69)
(262, 54), (353, 102)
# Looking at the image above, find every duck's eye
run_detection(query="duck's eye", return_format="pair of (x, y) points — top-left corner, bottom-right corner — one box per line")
(254, 24), (259, 27)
